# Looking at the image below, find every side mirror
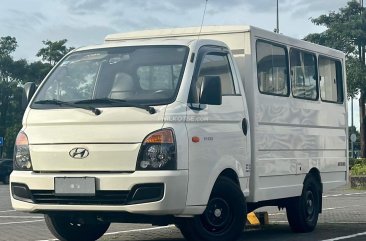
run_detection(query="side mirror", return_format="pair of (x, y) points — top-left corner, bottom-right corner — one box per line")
(22, 82), (36, 110)
(200, 76), (222, 105)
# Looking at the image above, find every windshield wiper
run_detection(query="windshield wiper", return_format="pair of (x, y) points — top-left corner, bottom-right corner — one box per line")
(74, 98), (156, 114)
(34, 99), (101, 116)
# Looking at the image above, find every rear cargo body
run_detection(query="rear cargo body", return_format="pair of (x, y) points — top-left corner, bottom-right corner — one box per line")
(106, 26), (348, 203)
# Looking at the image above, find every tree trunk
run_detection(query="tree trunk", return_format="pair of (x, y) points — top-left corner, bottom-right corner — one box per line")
(360, 92), (366, 157)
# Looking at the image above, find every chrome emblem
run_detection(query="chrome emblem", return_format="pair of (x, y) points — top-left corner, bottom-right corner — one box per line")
(69, 148), (89, 159)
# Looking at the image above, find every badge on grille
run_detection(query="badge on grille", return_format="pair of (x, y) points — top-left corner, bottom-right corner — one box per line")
(69, 148), (89, 159)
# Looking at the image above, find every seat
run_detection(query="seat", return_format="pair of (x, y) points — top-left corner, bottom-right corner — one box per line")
(109, 73), (135, 99)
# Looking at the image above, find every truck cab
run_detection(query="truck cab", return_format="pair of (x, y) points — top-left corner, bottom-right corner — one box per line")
(11, 38), (251, 241)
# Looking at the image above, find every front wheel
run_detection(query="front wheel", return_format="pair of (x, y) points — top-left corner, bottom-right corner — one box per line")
(176, 177), (246, 241)
(286, 175), (321, 233)
(45, 214), (110, 241)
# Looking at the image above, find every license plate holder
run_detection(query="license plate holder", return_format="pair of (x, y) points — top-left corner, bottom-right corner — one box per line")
(54, 177), (96, 196)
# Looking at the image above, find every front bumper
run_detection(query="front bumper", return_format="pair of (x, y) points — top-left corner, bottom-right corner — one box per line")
(10, 170), (188, 215)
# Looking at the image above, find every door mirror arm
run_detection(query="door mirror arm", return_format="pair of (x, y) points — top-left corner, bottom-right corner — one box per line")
(188, 103), (207, 111)
(22, 82), (36, 110)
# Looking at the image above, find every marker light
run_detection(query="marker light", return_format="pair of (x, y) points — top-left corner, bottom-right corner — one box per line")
(13, 132), (33, 171)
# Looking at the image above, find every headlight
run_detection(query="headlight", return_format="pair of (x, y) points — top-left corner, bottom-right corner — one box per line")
(136, 129), (177, 170)
(13, 132), (33, 171)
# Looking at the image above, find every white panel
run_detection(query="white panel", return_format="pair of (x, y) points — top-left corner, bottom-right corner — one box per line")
(186, 96), (249, 206)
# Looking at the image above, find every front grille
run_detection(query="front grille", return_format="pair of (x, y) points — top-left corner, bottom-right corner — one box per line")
(30, 190), (130, 205)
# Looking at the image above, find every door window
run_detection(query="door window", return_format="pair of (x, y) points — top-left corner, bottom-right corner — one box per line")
(190, 53), (236, 103)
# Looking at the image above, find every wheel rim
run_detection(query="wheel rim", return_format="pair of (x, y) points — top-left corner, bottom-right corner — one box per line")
(65, 218), (85, 230)
(304, 190), (316, 222)
(200, 197), (233, 234)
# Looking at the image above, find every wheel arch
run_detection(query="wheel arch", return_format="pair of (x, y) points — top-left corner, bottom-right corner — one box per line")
(218, 168), (240, 187)
(306, 167), (323, 212)
(306, 168), (323, 193)
(186, 157), (246, 207)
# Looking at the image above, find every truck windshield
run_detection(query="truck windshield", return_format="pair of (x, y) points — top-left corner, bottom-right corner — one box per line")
(32, 46), (189, 108)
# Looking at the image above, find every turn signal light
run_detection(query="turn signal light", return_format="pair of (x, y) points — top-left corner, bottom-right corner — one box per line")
(144, 130), (174, 144)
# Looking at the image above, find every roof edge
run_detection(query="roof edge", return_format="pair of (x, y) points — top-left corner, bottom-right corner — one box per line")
(105, 25), (252, 42)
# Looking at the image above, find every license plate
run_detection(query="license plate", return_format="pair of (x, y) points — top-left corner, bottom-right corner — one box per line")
(54, 177), (96, 196)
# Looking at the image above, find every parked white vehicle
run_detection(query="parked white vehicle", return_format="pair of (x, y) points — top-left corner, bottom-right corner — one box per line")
(11, 26), (348, 241)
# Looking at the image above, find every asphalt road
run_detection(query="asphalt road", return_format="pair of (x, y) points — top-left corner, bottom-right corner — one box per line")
(0, 183), (365, 241)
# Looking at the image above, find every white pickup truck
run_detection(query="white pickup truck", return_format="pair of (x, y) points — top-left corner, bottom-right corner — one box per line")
(11, 26), (348, 241)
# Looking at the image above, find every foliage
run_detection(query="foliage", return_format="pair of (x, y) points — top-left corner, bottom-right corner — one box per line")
(351, 163), (366, 175)
(37, 39), (74, 66)
(349, 158), (366, 168)
(0, 36), (21, 158)
(349, 126), (360, 156)
(346, 56), (366, 98)
(0, 36), (17, 57)
(304, 1), (366, 157)
(0, 36), (73, 158)
(304, 1), (366, 97)
(27, 61), (53, 85)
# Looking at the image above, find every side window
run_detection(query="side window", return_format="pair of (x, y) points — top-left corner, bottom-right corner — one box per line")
(256, 41), (289, 96)
(192, 53), (235, 101)
(319, 56), (344, 103)
(290, 49), (318, 100)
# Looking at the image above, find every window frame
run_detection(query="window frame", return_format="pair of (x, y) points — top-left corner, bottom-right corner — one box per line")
(227, 54), (242, 95)
(318, 55), (344, 104)
(31, 45), (190, 109)
(289, 48), (319, 101)
(255, 39), (290, 97)
(188, 46), (238, 104)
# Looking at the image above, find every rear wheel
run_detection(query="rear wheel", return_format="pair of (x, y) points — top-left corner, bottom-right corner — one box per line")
(45, 214), (110, 241)
(286, 175), (321, 233)
(176, 176), (246, 241)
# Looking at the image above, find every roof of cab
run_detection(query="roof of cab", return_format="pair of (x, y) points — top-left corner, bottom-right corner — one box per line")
(105, 25), (252, 42)
(75, 38), (196, 52)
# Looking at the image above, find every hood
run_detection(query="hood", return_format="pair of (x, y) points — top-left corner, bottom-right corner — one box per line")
(23, 106), (166, 172)
(24, 105), (166, 145)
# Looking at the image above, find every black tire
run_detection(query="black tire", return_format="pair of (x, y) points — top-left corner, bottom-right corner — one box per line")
(45, 214), (110, 241)
(176, 176), (246, 241)
(286, 175), (321, 233)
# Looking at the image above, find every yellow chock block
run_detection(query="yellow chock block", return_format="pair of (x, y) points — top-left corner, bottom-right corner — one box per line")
(247, 212), (260, 225)
(246, 212), (269, 226)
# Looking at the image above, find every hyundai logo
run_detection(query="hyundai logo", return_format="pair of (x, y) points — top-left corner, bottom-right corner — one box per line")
(69, 148), (89, 159)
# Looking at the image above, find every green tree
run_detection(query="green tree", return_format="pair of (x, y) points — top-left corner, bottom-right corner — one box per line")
(0, 36), (24, 158)
(349, 125), (361, 156)
(36, 39), (74, 66)
(27, 61), (53, 85)
(304, 1), (366, 157)
(0, 36), (74, 158)
(0, 36), (17, 58)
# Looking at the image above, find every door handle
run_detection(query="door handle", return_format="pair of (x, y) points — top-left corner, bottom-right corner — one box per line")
(242, 118), (248, 136)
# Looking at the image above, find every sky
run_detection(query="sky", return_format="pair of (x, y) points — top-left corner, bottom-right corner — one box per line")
(0, 0), (358, 129)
